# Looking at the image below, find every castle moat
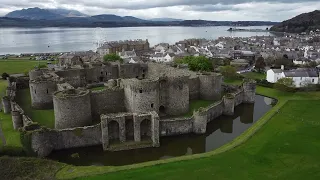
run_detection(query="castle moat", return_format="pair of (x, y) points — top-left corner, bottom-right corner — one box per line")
(46, 95), (274, 166)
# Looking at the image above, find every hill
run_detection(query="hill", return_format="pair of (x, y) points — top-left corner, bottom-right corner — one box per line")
(270, 10), (320, 33)
(47, 8), (88, 17)
(149, 18), (184, 22)
(5, 7), (64, 20)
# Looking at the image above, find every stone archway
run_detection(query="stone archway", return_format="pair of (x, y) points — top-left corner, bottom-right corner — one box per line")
(140, 119), (151, 141)
(108, 121), (120, 144)
(125, 116), (134, 141)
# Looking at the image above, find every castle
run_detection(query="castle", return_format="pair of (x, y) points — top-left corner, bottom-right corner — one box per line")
(2, 58), (256, 157)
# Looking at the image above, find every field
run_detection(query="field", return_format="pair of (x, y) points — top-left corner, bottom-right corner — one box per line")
(0, 59), (48, 75)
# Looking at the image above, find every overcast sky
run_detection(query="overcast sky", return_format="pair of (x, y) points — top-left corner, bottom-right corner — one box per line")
(0, 0), (320, 21)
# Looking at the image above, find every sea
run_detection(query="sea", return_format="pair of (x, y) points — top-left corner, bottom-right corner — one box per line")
(0, 26), (273, 55)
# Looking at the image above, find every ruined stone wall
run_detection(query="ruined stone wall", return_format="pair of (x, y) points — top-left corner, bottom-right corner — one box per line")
(233, 89), (244, 106)
(243, 81), (257, 103)
(206, 101), (224, 123)
(100, 64), (119, 81)
(29, 80), (57, 109)
(84, 67), (101, 83)
(146, 63), (196, 79)
(123, 79), (159, 113)
(31, 124), (101, 157)
(165, 76), (189, 116)
(29, 69), (48, 81)
(119, 63), (147, 79)
(159, 117), (193, 136)
(188, 77), (200, 100)
(90, 87), (126, 118)
(55, 69), (85, 87)
(53, 89), (92, 129)
(199, 74), (222, 101)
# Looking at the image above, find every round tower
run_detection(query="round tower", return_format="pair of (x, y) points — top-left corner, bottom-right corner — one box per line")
(123, 78), (159, 113)
(29, 79), (57, 109)
(199, 73), (222, 101)
(53, 89), (92, 129)
(242, 80), (256, 103)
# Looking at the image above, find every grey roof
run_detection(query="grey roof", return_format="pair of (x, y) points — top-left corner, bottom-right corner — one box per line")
(271, 69), (283, 73)
(284, 70), (318, 77)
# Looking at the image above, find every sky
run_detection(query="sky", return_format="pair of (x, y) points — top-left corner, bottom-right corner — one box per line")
(0, 0), (320, 21)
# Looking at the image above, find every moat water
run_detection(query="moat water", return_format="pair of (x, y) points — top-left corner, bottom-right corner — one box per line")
(48, 95), (275, 166)
(0, 26), (273, 54)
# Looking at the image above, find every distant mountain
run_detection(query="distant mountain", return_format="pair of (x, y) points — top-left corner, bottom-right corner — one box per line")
(149, 18), (184, 22)
(5, 7), (64, 20)
(91, 14), (145, 22)
(270, 10), (320, 33)
(47, 8), (88, 17)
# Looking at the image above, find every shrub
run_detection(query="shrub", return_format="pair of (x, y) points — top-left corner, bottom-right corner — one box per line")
(1, 72), (9, 80)
(220, 65), (237, 78)
(103, 54), (123, 63)
(175, 56), (213, 72)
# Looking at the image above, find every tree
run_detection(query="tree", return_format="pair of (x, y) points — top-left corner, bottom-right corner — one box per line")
(254, 57), (266, 72)
(274, 77), (295, 92)
(1, 72), (9, 80)
(103, 54), (123, 63)
(175, 56), (213, 72)
(308, 61), (318, 68)
(277, 77), (294, 87)
(220, 65), (237, 78)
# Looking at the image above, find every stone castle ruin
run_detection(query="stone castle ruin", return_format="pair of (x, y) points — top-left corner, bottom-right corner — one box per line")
(1, 59), (256, 157)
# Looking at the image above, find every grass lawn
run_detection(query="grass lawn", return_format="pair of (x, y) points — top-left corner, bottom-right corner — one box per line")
(54, 87), (320, 180)
(242, 72), (266, 80)
(184, 100), (215, 117)
(0, 59), (48, 75)
(0, 80), (22, 152)
(15, 88), (55, 129)
(90, 86), (106, 91)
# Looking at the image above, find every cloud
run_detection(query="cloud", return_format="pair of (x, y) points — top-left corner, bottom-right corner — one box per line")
(0, 0), (320, 21)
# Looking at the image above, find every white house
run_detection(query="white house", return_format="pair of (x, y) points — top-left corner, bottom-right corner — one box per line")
(150, 53), (175, 63)
(266, 66), (319, 87)
(119, 49), (137, 59)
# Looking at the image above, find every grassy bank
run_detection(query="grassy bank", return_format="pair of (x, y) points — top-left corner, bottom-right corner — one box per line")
(242, 72), (266, 80)
(0, 156), (64, 180)
(0, 59), (48, 74)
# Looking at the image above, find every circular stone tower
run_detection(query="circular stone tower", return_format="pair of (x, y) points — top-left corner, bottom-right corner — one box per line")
(29, 79), (57, 109)
(53, 89), (92, 129)
(242, 80), (256, 103)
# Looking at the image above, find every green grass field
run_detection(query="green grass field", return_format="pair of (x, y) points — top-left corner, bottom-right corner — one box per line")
(0, 59), (48, 75)
(15, 89), (55, 129)
(242, 72), (266, 80)
(90, 86), (106, 91)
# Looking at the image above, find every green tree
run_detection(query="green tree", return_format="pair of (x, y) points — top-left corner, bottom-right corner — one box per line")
(254, 57), (266, 72)
(277, 77), (294, 87)
(1, 72), (9, 80)
(103, 54), (123, 63)
(220, 65), (237, 78)
(175, 56), (213, 72)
